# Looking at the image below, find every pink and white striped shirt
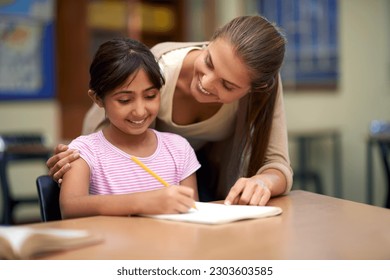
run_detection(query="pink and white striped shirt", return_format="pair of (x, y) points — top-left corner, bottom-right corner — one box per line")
(68, 130), (201, 195)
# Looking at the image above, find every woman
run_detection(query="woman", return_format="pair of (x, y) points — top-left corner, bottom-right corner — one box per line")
(47, 15), (293, 206)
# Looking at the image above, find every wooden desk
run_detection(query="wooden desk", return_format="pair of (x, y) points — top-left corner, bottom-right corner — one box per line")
(29, 190), (390, 260)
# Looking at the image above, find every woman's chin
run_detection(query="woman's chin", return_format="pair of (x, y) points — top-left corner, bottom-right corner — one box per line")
(190, 86), (213, 103)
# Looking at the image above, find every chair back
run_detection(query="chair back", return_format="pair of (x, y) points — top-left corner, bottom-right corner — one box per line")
(36, 175), (62, 222)
(377, 140), (390, 208)
(370, 120), (390, 208)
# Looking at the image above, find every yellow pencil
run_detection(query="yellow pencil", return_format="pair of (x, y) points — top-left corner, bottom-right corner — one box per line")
(130, 156), (197, 209)
(131, 156), (169, 187)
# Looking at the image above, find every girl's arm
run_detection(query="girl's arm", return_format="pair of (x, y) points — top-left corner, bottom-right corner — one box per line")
(60, 158), (196, 219)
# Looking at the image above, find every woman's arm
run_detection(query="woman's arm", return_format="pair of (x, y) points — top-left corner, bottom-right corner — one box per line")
(225, 76), (293, 206)
(258, 75), (293, 193)
(60, 158), (196, 219)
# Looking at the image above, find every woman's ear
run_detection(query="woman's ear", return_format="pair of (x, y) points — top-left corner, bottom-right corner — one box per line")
(88, 90), (104, 107)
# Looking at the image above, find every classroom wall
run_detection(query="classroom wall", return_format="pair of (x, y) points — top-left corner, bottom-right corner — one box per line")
(0, 0), (389, 222)
(285, 0), (390, 204)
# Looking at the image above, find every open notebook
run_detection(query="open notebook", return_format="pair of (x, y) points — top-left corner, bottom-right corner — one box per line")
(141, 202), (282, 225)
(0, 226), (103, 260)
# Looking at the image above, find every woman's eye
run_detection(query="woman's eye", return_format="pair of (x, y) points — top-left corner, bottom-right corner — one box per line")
(222, 82), (234, 91)
(204, 56), (212, 69)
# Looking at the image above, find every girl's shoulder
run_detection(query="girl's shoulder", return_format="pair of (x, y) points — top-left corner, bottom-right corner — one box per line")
(68, 131), (102, 152)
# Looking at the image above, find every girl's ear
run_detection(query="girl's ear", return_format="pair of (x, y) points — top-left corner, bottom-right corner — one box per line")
(88, 90), (104, 107)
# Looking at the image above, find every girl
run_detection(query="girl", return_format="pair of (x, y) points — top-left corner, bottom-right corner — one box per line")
(59, 38), (200, 219)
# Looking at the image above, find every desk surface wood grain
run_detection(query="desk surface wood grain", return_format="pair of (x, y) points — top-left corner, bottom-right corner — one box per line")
(29, 190), (390, 260)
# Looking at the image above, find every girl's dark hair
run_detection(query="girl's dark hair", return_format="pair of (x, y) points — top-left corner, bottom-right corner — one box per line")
(212, 15), (286, 184)
(89, 37), (165, 98)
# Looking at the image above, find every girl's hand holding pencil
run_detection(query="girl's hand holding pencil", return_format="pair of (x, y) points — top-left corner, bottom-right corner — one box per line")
(131, 156), (197, 211)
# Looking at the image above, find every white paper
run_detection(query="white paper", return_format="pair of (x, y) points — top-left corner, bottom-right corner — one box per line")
(142, 202), (282, 225)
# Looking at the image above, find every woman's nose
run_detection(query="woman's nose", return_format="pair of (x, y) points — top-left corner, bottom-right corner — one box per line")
(201, 73), (216, 89)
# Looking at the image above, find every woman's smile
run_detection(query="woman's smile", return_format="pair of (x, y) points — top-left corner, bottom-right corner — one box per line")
(197, 79), (211, 95)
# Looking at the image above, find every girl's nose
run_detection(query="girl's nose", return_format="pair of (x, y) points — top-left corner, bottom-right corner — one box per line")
(132, 100), (146, 117)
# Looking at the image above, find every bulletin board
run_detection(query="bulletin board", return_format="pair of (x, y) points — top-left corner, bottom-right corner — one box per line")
(0, 0), (55, 100)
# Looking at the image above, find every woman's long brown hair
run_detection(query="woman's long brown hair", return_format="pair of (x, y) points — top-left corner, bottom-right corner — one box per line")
(210, 15), (286, 189)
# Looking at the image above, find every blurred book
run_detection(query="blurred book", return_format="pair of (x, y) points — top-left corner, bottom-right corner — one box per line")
(0, 226), (103, 259)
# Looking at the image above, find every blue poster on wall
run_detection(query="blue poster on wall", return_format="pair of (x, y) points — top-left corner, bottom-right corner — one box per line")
(258, 0), (338, 89)
(0, 0), (55, 100)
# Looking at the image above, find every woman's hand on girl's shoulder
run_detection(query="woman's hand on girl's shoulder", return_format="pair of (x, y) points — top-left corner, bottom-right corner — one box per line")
(46, 144), (80, 183)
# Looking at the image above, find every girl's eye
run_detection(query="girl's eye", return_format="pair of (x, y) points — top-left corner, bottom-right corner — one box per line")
(145, 93), (157, 99)
(118, 99), (130, 104)
(145, 89), (159, 99)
